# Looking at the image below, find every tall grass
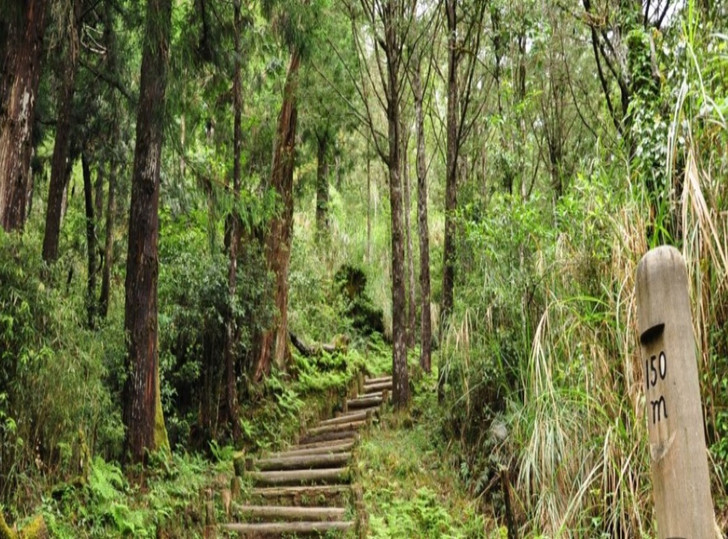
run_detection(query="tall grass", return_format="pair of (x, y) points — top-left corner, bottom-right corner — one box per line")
(439, 15), (728, 536)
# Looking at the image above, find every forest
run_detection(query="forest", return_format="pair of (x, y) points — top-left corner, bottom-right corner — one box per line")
(1, 0), (728, 537)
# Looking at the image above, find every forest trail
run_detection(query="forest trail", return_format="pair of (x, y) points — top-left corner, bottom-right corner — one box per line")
(215, 374), (392, 538)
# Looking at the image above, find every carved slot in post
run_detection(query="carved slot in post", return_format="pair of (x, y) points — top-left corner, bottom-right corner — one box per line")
(636, 246), (716, 538)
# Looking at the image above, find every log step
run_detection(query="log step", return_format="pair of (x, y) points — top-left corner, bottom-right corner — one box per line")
(365, 375), (392, 384)
(233, 504), (347, 521)
(306, 420), (367, 436)
(247, 467), (350, 486)
(266, 440), (355, 458)
(320, 409), (372, 426)
(364, 381), (392, 393)
(298, 429), (357, 446)
(347, 395), (383, 409)
(221, 520), (354, 535)
(291, 437), (357, 452)
(249, 485), (351, 507)
(251, 452), (350, 471)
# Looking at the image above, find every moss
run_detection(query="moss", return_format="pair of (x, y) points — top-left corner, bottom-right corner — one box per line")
(18, 516), (47, 539)
(153, 363), (170, 452)
(0, 511), (17, 539)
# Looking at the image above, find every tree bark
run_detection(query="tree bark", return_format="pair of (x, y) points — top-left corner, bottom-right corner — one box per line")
(254, 49), (301, 381)
(0, 0), (48, 231)
(442, 0), (459, 323)
(402, 123), (416, 349)
(383, 1), (409, 409)
(122, 0), (172, 463)
(42, 0), (81, 261)
(315, 132), (330, 238)
(223, 0), (243, 443)
(413, 69), (431, 373)
(82, 153), (97, 329)
(100, 158), (116, 319)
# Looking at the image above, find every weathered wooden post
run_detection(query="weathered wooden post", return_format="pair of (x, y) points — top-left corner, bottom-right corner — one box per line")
(636, 246), (716, 538)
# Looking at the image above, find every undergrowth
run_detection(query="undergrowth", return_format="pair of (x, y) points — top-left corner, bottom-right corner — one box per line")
(356, 369), (496, 538)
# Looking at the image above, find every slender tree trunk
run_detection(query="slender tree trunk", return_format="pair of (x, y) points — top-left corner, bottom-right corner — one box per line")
(402, 124), (416, 349)
(442, 0), (459, 323)
(383, 3), (409, 409)
(366, 143), (372, 263)
(122, 0), (172, 463)
(100, 159), (116, 319)
(413, 69), (431, 373)
(0, 0), (47, 231)
(315, 133), (329, 238)
(82, 153), (97, 329)
(223, 0), (243, 443)
(43, 0), (81, 261)
(254, 49), (301, 381)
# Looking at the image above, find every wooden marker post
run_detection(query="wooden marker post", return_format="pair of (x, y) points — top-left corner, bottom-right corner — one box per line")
(636, 246), (716, 538)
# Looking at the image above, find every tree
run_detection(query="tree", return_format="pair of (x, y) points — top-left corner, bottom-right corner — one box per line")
(344, 0), (420, 407)
(42, 0), (82, 262)
(441, 0), (488, 322)
(0, 0), (48, 231)
(123, 0), (173, 463)
(411, 63), (432, 372)
(222, 0), (244, 442)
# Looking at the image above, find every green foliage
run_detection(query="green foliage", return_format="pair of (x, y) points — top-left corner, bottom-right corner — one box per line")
(357, 372), (488, 538)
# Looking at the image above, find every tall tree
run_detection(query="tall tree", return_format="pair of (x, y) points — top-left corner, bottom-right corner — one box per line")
(345, 0), (420, 407)
(43, 0), (82, 262)
(441, 0), (487, 321)
(412, 65), (431, 372)
(222, 0), (243, 442)
(0, 0), (48, 231)
(254, 47), (301, 379)
(123, 0), (173, 463)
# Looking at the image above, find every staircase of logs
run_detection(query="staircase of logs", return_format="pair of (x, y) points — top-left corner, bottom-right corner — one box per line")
(216, 373), (392, 538)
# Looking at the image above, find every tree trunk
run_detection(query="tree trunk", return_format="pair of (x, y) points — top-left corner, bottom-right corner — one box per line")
(366, 143), (371, 263)
(42, 0), (81, 261)
(253, 49), (301, 381)
(100, 158), (116, 319)
(384, 3), (409, 409)
(82, 153), (97, 329)
(413, 69), (431, 373)
(442, 0), (459, 323)
(122, 0), (172, 464)
(0, 0), (48, 231)
(223, 0), (243, 443)
(402, 123), (416, 349)
(315, 132), (330, 238)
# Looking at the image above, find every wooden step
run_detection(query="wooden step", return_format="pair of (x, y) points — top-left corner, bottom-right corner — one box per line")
(319, 409), (372, 426)
(291, 437), (357, 452)
(298, 429), (358, 446)
(220, 520), (354, 534)
(364, 380), (392, 393)
(233, 504), (347, 521)
(251, 452), (350, 471)
(347, 395), (383, 409)
(247, 467), (350, 486)
(306, 420), (367, 437)
(365, 375), (392, 384)
(249, 485), (351, 507)
(266, 440), (355, 458)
